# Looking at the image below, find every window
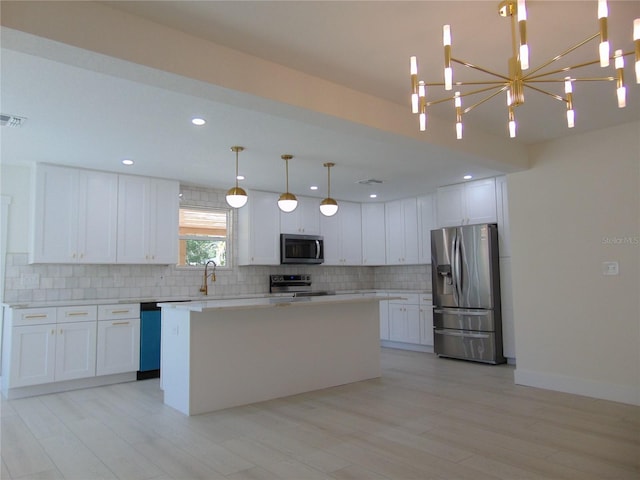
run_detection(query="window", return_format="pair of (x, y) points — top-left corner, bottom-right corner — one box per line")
(178, 207), (229, 267)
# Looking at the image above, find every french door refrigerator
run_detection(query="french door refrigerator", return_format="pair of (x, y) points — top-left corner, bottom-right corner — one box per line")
(431, 223), (505, 364)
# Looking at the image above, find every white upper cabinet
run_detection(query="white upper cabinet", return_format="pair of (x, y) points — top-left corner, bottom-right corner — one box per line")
(279, 196), (320, 235)
(417, 194), (437, 264)
(436, 178), (497, 227)
(31, 164), (118, 264)
(495, 175), (511, 257)
(385, 198), (419, 265)
(238, 190), (281, 265)
(320, 201), (362, 265)
(117, 175), (179, 264)
(361, 203), (386, 265)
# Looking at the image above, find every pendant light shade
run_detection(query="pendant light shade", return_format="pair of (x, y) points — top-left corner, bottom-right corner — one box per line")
(226, 146), (248, 208)
(320, 162), (339, 217)
(277, 154), (298, 213)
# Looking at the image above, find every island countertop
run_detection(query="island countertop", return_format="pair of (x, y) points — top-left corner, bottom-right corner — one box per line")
(158, 292), (397, 312)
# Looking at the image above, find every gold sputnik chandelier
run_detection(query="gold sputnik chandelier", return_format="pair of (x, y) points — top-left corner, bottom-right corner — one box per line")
(410, 0), (640, 138)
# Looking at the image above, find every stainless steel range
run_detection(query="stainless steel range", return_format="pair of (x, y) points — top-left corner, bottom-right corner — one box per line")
(269, 274), (334, 297)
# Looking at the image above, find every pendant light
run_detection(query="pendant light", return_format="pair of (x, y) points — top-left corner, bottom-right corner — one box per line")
(319, 162), (338, 217)
(277, 154), (298, 213)
(226, 146), (248, 208)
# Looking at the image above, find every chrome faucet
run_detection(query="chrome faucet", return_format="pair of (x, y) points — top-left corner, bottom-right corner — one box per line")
(199, 260), (217, 295)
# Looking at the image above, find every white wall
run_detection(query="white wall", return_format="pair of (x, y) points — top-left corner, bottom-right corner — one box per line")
(508, 121), (640, 405)
(0, 164), (30, 253)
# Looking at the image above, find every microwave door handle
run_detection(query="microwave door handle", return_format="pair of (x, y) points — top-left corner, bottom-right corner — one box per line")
(315, 240), (321, 259)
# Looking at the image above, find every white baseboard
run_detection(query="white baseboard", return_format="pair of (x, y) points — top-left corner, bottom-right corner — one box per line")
(2, 372), (137, 400)
(514, 368), (640, 406)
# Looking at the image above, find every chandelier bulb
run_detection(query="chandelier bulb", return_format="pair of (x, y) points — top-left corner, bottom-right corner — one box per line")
(598, 0), (608, 19)
(410, 56), (418, 75)
(566, 109), (575, 129)
(456, 121), (463, 140)
(419, 112), (427, 132)
(635, 19), (640, 83)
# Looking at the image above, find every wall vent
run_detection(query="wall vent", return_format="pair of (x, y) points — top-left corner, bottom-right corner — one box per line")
(0, 114), (27, 128)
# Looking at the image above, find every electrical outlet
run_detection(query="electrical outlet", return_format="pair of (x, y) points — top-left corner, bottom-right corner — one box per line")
(602, 261), (619, 276)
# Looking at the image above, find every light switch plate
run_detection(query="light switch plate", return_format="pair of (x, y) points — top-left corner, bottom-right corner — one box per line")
(602, 261), (619, 276)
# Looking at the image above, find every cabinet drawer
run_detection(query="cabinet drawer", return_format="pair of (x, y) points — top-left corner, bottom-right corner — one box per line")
(420, 294), (433, 305)
(389, 293), (420, 305)
(98, 304), (140, 320)
(57, 305), (98, 323)
(11, 308), (57, 326)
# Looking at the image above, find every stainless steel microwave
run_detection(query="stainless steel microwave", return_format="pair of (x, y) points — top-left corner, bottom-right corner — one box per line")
(280, 234), (324, 264)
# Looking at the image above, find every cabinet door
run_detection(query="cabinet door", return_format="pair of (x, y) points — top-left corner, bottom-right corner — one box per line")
(280, 196), (320, 235)
(388, 303), (406, 342)
(420, 305), (434, 346)
(495, 176), (511, 257)
(379, 298), (390, 340)
(238, 191), (281, 265)
(319, 213), (340, 265)
(117, 174), (150, 263)
(465, 178), (497, 225)
(149, 178), (179, 264)
(405, 304), (421, 345)
(436, 184), (465, 227)
(10, 324), (56, 387)
(417, 194), (436, 264)
(402, 198), (419, 264)
(96, 318), (140, 376)
(361, 203), (386, 265)
(55, 321), (97, 381)
(339, 201), (362, 265)
(76, 170), (118, 263)
(385, 200), (404, 264)
(31, 165), (78, 263)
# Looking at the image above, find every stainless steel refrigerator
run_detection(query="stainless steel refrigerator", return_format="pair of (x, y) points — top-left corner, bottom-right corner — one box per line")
(431, 223), (505, 364)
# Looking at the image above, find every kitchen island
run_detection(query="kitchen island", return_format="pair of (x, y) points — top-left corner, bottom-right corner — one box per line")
(159, 293), (388, 415)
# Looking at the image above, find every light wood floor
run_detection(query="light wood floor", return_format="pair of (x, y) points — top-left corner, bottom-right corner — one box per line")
(1, 348), (638, 480)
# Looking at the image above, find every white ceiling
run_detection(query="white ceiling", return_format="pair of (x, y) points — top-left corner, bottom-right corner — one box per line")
(1, 1), (639, 203)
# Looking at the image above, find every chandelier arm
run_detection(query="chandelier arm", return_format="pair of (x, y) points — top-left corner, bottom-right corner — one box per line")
(523, 83), (566, 103)
(526, 50), (634, 81)
(523, 32), (599, 80)
(426, 84), (508, 108)
(463, 86), (509, 114)
(452, 57), (511, 81)
(527, 77), (615, 83)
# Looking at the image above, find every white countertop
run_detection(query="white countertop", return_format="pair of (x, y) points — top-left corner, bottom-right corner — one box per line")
(158, 292), (397, 312)
(2, 290), (430, 310)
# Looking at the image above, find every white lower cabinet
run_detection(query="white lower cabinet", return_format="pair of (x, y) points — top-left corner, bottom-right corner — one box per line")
(379, 293), (390, 340)
(388, 294), (421, 344)
(9, 323), (57, 388)
(6, 306), (97, 388)
(380, 292), (434, 349)
(97, 304), (140, 376)
(419, 294), (434, 347)
(2, 303), (140, 397)
(54, 321), (97, 382)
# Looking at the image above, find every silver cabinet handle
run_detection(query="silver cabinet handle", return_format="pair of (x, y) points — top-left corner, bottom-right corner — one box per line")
(112, 321), (130, 326)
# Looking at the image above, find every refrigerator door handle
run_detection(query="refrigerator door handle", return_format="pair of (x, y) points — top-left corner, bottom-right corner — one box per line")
(453, 232), (462, 305)
(434, 329), (490, 339)
(434, 308), (490, 316)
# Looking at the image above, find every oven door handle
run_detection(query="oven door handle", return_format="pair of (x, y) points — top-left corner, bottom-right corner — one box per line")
(434, 329), (490, 339)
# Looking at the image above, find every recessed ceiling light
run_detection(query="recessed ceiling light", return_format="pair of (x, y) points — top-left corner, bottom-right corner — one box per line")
(236, 175), (245, 180)
(122, 159), (134, 166)
(369, 194), (378, 199)
(463, 174), (473, 180)
(310, 185), (319, 191)
(191, 117), (206, 126)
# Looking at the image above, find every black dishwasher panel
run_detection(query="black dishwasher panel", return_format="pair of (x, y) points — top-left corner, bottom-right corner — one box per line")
(138, 302), (161, 380)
